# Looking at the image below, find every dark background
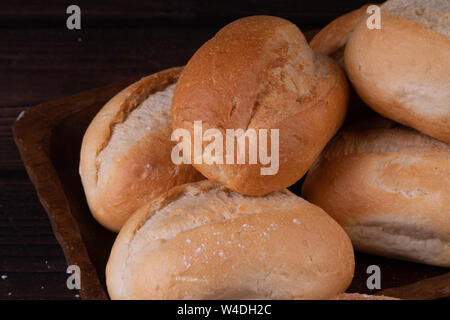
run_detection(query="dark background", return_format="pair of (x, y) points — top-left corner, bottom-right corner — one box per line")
(1, 0), (382, 299)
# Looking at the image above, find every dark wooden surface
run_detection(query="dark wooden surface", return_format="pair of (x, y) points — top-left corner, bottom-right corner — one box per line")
(1, 0), (398, 300)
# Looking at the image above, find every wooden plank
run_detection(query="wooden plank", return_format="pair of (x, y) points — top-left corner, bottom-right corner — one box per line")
(11, 78), (138, 299)
(379, 273), (450, 300)
(0, 28), (215, 108)
(0, 0), (381, 27)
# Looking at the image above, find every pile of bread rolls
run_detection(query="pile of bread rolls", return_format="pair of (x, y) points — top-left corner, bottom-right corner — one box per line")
(79, 0), (449, 300)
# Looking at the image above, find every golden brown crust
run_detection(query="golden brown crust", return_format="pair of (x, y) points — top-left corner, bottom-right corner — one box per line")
(302, 117), (450, 267)
(106, 180), (355, 300)
(172, 16), (348, 195)
(79, 68), (203, 232)
(344, 9), (450, 143)
(310, 4), (370, 58)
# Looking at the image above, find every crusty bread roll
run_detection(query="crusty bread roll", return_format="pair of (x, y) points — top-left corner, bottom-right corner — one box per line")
(332, 293), (399, 300)
(79, 68), (203, 232)
(106, 180), (355, 300)
(171, 16), (348, 196)
(310, 4), (370, 63)
(302, 117), (450, 267)
(344, 0), (450, 143)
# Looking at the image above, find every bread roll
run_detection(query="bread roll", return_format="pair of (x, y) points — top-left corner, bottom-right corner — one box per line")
(302, 117), (450, 267)
(310, 4), (370, 63)
(171, 16), (348, 196)
(344, 0), (450, 142)
(80, 68), (203, 232)
(106, 180), (355, 300)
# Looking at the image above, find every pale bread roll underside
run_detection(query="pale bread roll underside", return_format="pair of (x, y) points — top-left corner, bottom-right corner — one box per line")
(79, 68), (202, 232)
(106, 180), (355, 300)
(302, 118), (450, 267)
(344, 0), (450, 143)
(171, 16), (348, 196)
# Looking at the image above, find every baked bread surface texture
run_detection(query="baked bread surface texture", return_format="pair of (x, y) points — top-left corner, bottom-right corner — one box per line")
(344, 0), (450, 142)
(302, 118), (450, 267)
(171, 16), (348, 195)
(80, 68), (202, 232)
(106, 180), (355, 300)
(310, 4), (370, 61)
(382, 0), (450, 37)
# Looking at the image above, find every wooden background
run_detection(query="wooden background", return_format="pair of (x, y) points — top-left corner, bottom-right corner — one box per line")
(1, 0), (383, 299)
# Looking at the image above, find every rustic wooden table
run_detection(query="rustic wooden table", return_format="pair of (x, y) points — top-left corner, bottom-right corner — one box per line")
(1, 0), (382, 299)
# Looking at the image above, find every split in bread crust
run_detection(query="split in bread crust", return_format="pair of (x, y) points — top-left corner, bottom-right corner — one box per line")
(79, 68), (202, 232)
(171, 16), (348, 196)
